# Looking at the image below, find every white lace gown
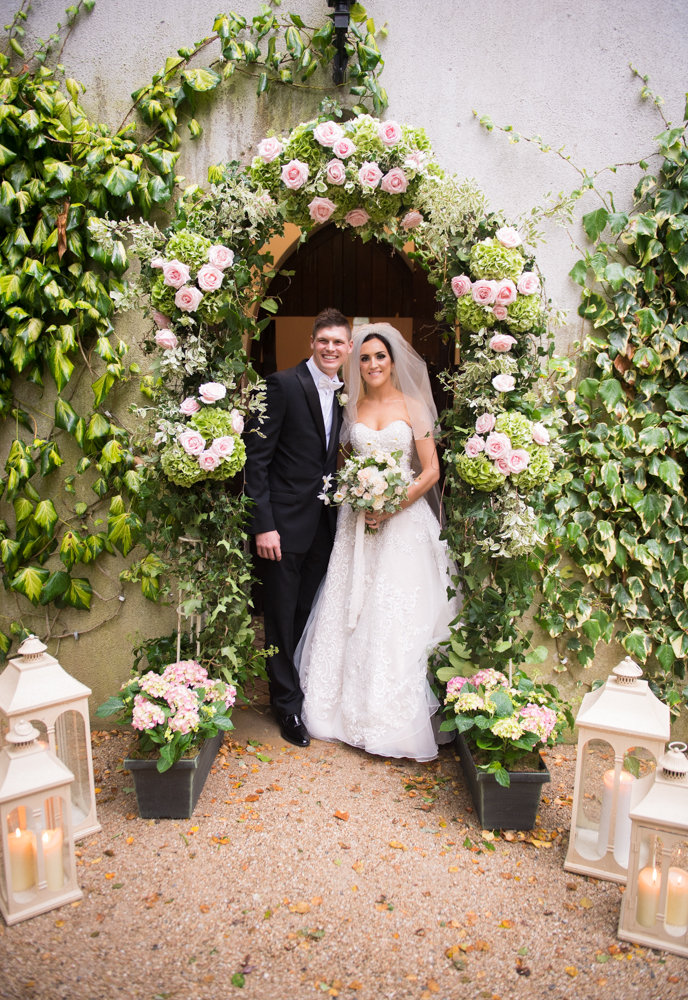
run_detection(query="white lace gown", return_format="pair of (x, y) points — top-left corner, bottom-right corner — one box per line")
(296, 421), (460, 762)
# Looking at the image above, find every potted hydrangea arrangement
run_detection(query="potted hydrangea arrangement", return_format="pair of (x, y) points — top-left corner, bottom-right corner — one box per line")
(437, 666), (574, 830)
(97, 659), (236, 819)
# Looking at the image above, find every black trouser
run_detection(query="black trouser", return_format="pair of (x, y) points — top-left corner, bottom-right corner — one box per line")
(259, 508), (334, 716)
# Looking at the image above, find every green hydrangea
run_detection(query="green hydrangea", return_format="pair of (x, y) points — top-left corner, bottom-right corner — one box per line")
(495, 411), (532, 449)
(456, 453), (506, 492)
(512, 446), (553, 491)
(190, 408), (235, 439)
(365, 191), (403, 224)
(165, 229), (212, 270)
(151, 274), (176, 315)
(455, 295), (495, 332)
(506, 294), (543, 333)
(469, 238), (525, 282)
(161, 445), (205, 487)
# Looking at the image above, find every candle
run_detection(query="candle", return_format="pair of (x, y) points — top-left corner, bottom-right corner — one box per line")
(636, 866), (661, 927)
(8, 827), (36, 893)
(665, 867), (688, 936)
(40, 828), (64, 891)
(596, 768), (634, 864)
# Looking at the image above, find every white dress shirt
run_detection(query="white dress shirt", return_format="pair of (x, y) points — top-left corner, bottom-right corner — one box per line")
(306, 355), (341, 449)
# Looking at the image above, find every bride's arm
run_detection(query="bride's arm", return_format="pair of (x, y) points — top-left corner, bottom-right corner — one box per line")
(365, 435), (440, 528)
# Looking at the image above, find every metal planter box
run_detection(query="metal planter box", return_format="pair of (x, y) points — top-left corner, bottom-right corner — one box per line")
(457, 732), (550, 830)
(124, 731), (223, 820)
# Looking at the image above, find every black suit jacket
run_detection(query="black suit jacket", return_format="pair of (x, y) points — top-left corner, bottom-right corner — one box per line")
(243, 360), (343, 553)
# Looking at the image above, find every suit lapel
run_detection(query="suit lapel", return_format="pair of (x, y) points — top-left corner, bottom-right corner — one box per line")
(296, 360), (327, 452)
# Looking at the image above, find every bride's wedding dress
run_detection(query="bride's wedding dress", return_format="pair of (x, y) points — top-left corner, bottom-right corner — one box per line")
(296, 420), (460, 762)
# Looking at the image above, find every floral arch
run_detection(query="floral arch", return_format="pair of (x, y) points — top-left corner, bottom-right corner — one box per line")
(93, 111), (568, 697)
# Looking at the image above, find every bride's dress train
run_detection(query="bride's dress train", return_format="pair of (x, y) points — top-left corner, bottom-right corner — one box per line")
(296, 421), (460, 762)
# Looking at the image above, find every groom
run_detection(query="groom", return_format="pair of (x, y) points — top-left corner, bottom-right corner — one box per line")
(244, 308), (353, 747)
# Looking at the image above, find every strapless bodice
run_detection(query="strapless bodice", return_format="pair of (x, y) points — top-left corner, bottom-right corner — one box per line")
(349, 420), (414, 474)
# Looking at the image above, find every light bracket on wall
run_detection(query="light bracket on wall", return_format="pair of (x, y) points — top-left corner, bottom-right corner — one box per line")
(327, 0), (353, 85)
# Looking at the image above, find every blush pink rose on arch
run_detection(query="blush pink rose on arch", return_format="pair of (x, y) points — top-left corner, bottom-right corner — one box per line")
(281, 159), (309, 190)
(464, 435), (485, 458)
(492, 373), (516, 393)
(179, 429), (206, 456)
(508, 449), (531, 474)
(198, 382), (227, 404)
(197, 264), (224, 292)
(175, 286), (203, 312)
(152, 310), (170, 328)
(358, 161), (383, 189)
(378, 120), (402, 147)
(489, 333), (517, 353)
(155, 329), (177, 351)
(209, 436), (236, 460)
(485, 432), (511, 460)
(402, 211), (423, 231)
(230, 409), (244, 434)
(380, 168), (408, 195)
(475, 412), (496, 435)
(451, 275), (472, 298)
(495, 279), (517, 305)
(495, 226), (522, 248)
(493, 305), (508, 321)
(345, 208), (370, 227)
(257, 136), (283, 163)
(313, 120), (344, 147)
(472, 279), (497, 305)
(518, 271), (541, 295)
(208, 245), (234, 269)
(325, 159), (347, 186)
(162, 259), (191, 289)
(531, 422), (550, 446)
(494, 455), (512, 476)
(333, 137), (356, 159)
(180, 396), (201, 416)
(198, 450), (221, 472)
(308, 197), (337, 224)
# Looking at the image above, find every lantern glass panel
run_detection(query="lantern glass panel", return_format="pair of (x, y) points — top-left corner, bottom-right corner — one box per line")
(576, 738), (614, 860)
(635, 831), (663, 928)
(665, 841), (688, 939)
(6, 806), (38, 900)
(54, 710), (90, 825)
(40, 795), (67, 892)
(28, 719), (48, 748)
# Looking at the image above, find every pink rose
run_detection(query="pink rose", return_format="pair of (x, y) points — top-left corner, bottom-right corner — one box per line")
(175, 285), (203, 312)
(180, 396), (201, 416)
(495, 279), (517, 305)
(517, 271), (540, 295)
(325, 159), (347, 186)
(155, 329), (178, 351)
(208, 245), (234, 269)
(198, 450), (221, 472)
(152, 310), (170, 328)
(493, 305), (508, 321)
(489, 333), (517, 353)
(492, 373), (516, 393)
(464, 435), (484, 458)
(495, 226), (522, 248)
(485, 432), (511, 460)
(198, 382), (227, 404)
(404, 149), (429, 172)
(508, 449), (530, 474)
(378, 120), (402, 147)
(402, 211), (423, 231)
(230, 409), (244, 434)
(197, 264), (224, 292)
(150, 257), (165, 269)
(162, 259), (191, 289)
(358, 161), (383, 189)
(281, 159), (309, 190)
(209, 436), (236, 460)
(495, 456), (511, 476)
(531, 422), (550, 446)
(475, 413), (496, 435)
(332, 137), (356, 159)
(451, 275), (472, 298)
(472, 279), (497, 305)
(313, 121), (344, 147)
(257, 136), (283, 163)
(179, 429), (206, 456)
(380, 168), (408, 195)
(345, 208), (370, 227)
(308, 197), (337, 224)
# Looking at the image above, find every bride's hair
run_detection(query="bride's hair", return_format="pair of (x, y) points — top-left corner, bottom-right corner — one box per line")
(360, 331), (395, 362)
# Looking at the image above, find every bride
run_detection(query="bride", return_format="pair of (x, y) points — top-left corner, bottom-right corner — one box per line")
(295, 323), (460, 762)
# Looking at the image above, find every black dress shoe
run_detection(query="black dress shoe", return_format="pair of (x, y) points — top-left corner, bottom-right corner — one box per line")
(278, 713), (311, 747)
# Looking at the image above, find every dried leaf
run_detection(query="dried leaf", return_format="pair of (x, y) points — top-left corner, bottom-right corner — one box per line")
(245, 794), (259, 803)
(104, 873), (115, 879)
(566, 881), (578, 891)
(348, 982), (362, 990)
(498, 919), (514, 928)
(474, 940), (490, 951)
(427, 981), (440, 993)
(352, 860), (364, 874)
(126, 837), (134, 845)
(389, 840), (406, 850)
(125, 813), (136, 820)
(54, 920), (65, 928)
(580, 897), (593, 909)
(311, 896), (323, 906)
(565, 966), (578, 978)
(289, 901), (311, 914)
(448, 866), (459, 872)
(334, 810), (349, 822)
(199, 904), (210, 913)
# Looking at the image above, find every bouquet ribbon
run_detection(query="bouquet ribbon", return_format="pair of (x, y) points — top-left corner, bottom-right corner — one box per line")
(347, 509), (367, 630)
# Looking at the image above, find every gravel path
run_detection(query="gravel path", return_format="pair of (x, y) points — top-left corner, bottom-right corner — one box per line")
(1, 705), (685, 1000)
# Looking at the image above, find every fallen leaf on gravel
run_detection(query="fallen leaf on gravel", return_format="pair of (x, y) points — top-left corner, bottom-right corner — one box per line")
(565, 882), (578, 891)
(347, 983), (362, 990)
(352, 861), (364, 874)
(311, 897), (323, 906)
(338, 842), (350, 850)
(474, 940), (490, 951)
(271, 784), (283, 791)
(389, 841), (406, 850)
(448, 866), (458, 872)
(414, 928), (426, 936)
(55, 920), (64, 928)
(579, 897), (593, 909)
(334, 810), (349, 821)
(515, 958), (531, 977)
(427, 981), (440, 993)
(481, 830), (495, 841)
(199, 905), (210, 913)
(104, 873), (115, 880)
(498, 920), (513, 928)
(245, 794), (259, 803)
(231, 973), (245, 987)
(126, 837), (134, 845)
(289, 902), (311, 914)
(596, 978), (608, 986)
(565, 966), (577, 977)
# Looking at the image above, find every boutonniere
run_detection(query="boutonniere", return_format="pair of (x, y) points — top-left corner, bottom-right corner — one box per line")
(338, 393), (348, 407)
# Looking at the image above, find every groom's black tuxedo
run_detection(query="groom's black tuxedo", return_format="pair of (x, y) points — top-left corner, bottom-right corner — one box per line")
(244, 359), (344, 716)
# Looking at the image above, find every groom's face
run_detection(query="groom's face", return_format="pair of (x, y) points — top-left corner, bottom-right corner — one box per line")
(310, 325), (353, 377)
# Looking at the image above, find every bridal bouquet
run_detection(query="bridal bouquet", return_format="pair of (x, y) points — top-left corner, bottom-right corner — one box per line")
(96, 659), (236, 772)
(320, 449), (410, 530)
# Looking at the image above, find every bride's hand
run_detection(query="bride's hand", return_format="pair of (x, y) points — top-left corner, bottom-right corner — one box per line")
(365, 510), (392, 530)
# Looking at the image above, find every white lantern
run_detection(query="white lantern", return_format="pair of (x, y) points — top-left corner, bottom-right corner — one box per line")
(0, 635), (100, 838)
(564, 657), (670, 884)
(0, 720), (82, 924)
(618, 742), (688, 958)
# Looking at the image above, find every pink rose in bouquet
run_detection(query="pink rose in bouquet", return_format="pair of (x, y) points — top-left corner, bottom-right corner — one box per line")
(402, 211), (423, 230)
(508, 449), (530, 474)
(208, 244), (234, 269)
(495, 226), (522, 248)
(485, 432), (511, 460)
(333, 136), (356, 159)
(492, 373), (516, 393)
(358, 161), (383, 189)
(475, 412), (496, 434)
(209, 436), (236, 460)
(494, 455), (511, 476)
(180, 396), (201, 416)
(257, 136), (283, 163)
(493, 304), (508, 321)
(313, 120), (344, 147)
(345, 208), (370, 227)
(197, 264), (224, 292)
(517, 271), (540, 295)
(179, 429), (206, 456)
(155, 329), (178, 350)
(378, 120), (402, 147)
(531, 422), (550, 446)
(198, 382), (227, 404)
(489, 333), (517, 353)
(308, 197), (337, 223)
(152, 310), (170, 328)
(281, 159), (309, 190)
(198, 450), (221, 472)
(230, 409), (245, 434)
(162, 259), (191, 288)
(464, 435), (485, 458)
(472, 279), (497, 305)
(451, 275), (472, 298)
(175, 286), (203, 312)
(380, 168), (408, 195)
(495, 279), (517, 305)
(150, 257), (165, 269)
(325, 159), (347, 185)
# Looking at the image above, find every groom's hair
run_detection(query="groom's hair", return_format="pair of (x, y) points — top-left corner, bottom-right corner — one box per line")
(312, 308), (351, 338)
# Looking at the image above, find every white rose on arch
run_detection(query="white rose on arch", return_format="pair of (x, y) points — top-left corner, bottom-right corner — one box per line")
(208, 245), (234, 269)
(495, 226), (522, 248)
(198, 382), (227, 404)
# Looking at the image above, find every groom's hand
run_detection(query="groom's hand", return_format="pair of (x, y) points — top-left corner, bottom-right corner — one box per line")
(256, 530), (282, 561)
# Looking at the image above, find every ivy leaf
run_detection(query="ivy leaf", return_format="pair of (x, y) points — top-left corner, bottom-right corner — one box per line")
(55, 397), (79, 434)
(523, 645), (548, 664)
(92, 371), (115, 407)
(582, 208), (609, 243)
(569, 260), (588, 286)
(39, 570), (71, 604)
(55, 576), (92, 611)
(597, 379), (623, 412)
(667, 384), (688, 412)
(34, 499), (58, 536)
(107, 497), (142, 556)
(47, 340), (74, 392)
(59, 530), (86, 570)
(656, 643), (676, 671)
(102, 164), (139, 196)
(654, 187), (688, 219)
(181, 67), (221, 92)
(632, 491), (670, 531)
(621, 628), (652, 663)
(11, 565), (49, 605)
(657, 458), (683, 493)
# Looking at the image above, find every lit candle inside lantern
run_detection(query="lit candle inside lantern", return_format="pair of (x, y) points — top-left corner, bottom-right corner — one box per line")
(40, 828), (63, 891)
(665, 867), (688, 936)
(8, 827), (37, 892)
(636, 866), (661, 927)
(596, 768), (635, 865)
